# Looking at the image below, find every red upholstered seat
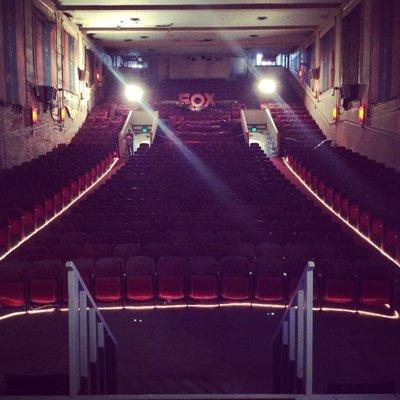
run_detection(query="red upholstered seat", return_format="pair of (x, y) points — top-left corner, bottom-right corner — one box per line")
(356, 260), (393, 308)
(49, 244), (82, 262)
(29, 260), (61, 305)
(189, 231), (215, 244)
(0, 261), (28, 307)
(83, 244), (112, 260)
(19, 246), (49, 263)
(360, 280), (391, 306)
(125, 256), (155, 302)
(113, 243), (141, 260)
(156, 257), (186, 301)
(284, 243), (311, 259)
(256, 242), (283, 258)
(229, 242), (255, 258)
(320, 258), (355, 304)
(171, 242), (199, 257)
(253, 257), (284, 302)
(198, 242), (228, 258)
(216, 230), (242, 244)
(220, 256), (252, 301)
(94, 257), (124, 302)
(188, 257), (218, 301)
(142, 243), (170, 259)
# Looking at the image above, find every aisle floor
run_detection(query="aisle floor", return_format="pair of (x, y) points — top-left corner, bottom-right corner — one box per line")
(0, 308), (399, 394)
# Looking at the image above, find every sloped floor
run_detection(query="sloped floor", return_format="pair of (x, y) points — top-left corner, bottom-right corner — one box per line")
(0, 308), (399, 395)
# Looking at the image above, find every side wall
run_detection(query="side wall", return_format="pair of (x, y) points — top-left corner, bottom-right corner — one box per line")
(0, 0), (106, 169)
(287, 0), (400, 171)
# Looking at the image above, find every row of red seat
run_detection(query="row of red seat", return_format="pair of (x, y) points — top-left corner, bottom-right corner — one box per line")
(0, 256), (392, 309)
(267, 97), (400, 262)
(0, 148), (114, 252)
(287, 153), (399, 261)
(1, 104), (397, 318)
(16, 241), (368, 264)
(0, 103), (128, 253)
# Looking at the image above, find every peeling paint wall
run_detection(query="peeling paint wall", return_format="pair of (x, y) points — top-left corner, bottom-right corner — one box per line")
(0, 0), (106, 169)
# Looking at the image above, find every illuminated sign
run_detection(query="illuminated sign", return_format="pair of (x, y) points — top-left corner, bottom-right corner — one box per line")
(178, 93), (216, 108)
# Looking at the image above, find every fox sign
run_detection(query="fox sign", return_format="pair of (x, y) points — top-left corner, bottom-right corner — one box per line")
(178, 93), (216, 108)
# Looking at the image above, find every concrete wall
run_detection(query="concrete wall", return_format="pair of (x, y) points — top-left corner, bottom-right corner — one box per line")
(0, 0), (105, 169)
(288, 0), (400, 171)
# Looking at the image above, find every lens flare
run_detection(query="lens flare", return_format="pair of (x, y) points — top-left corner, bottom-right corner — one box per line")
(125, 84), (144, 102)
(258, 79), (277, 94)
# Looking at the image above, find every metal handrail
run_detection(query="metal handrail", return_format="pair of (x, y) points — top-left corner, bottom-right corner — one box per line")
(66, 261), (117, 344)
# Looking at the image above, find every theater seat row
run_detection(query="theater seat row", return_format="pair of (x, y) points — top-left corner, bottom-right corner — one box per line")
(0, 102), (127, 252)
(0, 256), (393, 309)
(287, 152), (400, 262)
(267, 83), (400, 262)
(18, 241), (369, 264)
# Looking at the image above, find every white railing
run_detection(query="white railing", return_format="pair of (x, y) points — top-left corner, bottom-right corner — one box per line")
(264, 108), (280, 155)
(273, 261), (314, 397)
(67, 261), (117, 396)
(118, 110), (133, 158)
(240, 109), (249, 143)
(151, 110), (159, 144)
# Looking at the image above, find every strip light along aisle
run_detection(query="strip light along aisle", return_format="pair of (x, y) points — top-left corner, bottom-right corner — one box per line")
(0, 157), (119, 262)
(0, 303), (398, 322)
(283, 158), (400, 269)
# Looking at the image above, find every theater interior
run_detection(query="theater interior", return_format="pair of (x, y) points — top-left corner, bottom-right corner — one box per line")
(0, 0), (400, 398)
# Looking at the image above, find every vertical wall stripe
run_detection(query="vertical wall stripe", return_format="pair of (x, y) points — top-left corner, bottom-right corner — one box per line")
(3, 0), (19, 104)
(15, 0), (26, 106)
(68, 33), (76, 93)
(63, 30), (69, 91)
(42, 22), (52, 86)
(35, 15), (44, 86)
(0, 3), (6, 102)
(50, 27), (57, 87)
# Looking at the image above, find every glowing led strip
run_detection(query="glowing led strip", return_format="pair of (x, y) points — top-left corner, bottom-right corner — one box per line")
(282, 158), (400, 268)
(317, 307), (399, 320)
(0, 157), (119, 261)
(0, 303), (397, 321)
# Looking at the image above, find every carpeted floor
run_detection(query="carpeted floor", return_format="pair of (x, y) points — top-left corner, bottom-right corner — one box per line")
(0, 308), (399, 394)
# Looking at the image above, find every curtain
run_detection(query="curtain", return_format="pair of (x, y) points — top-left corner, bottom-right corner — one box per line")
(34, 7), (56, 87)
(370, 0), (400, 104)
(63, 30), (77, 93)
(0, 0), (26, 106)
(342, 4), (361, 86)
(320, 27), (335, 92)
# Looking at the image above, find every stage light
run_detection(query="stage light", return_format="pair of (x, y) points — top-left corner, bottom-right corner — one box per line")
(358, 104), (366, 123)
(31, 107), (38, 125)
(258, 78), (277, 94)
(60, 107), (66, 123)
(332, 105), (340, 122)
(125, 84), (144, 102)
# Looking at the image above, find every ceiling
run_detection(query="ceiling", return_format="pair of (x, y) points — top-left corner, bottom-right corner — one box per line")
(57, 0), (342, 56)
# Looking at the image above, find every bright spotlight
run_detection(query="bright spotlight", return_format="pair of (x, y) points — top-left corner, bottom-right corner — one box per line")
(258, 78), (277, 94)
(125, 84), (144, 102)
